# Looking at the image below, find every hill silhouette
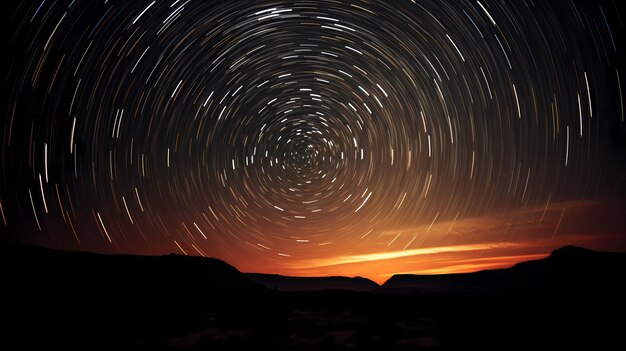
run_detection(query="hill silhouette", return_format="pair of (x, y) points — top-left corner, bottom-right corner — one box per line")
(246, 273), (379, 291)
(380, 245), (626, 295)
(3, 245), (277, 349)
(3, 244), (625, 350)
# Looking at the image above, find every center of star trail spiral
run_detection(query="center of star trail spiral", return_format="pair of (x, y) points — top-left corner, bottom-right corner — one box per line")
(2, 0), (625, 275)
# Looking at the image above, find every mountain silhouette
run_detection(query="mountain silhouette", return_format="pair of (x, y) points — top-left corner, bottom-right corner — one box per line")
(3, 244), (625, 350)
(246, 273), (379, 291)
(380, 245), (626, 295)
(3, 244), (275, 349)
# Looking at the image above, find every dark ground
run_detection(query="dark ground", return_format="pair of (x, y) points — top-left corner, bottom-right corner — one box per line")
(2, 245), (625, 350)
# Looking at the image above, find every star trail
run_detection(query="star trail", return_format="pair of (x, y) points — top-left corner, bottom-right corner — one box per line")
(2, 0), (626, 281)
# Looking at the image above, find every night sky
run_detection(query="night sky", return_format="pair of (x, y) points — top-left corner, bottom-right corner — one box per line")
(2, 0), (626, 283)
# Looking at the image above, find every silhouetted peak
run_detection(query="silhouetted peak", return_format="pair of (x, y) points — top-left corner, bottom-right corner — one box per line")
(385, 274), (419, 284)
(3, 244), (265, 295)
(382, 273), (453, 288)
(547, 246), (595, 260)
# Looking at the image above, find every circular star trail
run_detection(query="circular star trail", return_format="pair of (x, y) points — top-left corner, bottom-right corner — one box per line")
(2, 0), (625, 271)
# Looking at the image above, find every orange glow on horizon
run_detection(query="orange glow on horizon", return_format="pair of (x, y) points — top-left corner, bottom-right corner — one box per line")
(235, 201), (626, 285)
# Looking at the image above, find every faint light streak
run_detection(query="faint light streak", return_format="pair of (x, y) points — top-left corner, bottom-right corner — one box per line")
(171, 79), (183, 98)
(28, 189), (42, 231)
(38, 173), (48, 213)
(132, 1), (156, 25)
(617, 69), (624, 122)
(565, 125), (570, 166)
(513, 84), (521, 118)
(69, 117), (76, 154)
(426, 212), (439, 233)
(477, 1), (496, 26)
(174, 240), (188, 255)
(355, 191), (372, 212)
(551, 209), (566, 239)
(577, 92), (583, 137)
(193, 222), (208, 239)
(43, 11), (66, 51)
(134, 187), (145, 212)
(446, 34), (465, 62)
(122, 196), (134, 224)
(43, 143), (48, 183)
(96, 212), (112, 242)
(387, 233), (401, 246)
(0, 198), (7, 226)
(584, 72), (592, 118)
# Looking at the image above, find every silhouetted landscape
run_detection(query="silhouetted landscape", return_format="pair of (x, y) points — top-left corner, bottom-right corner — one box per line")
(247, 273), (379, 292)
(3, 244), (626, 350)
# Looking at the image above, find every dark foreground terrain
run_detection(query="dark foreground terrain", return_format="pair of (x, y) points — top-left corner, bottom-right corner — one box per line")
(3, 245), (626, 350)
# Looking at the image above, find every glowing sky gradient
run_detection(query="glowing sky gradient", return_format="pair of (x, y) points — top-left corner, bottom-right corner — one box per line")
(2, 0), (626, 283)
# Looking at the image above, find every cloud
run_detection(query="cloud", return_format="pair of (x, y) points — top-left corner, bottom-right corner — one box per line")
(293, 241), (527, 268)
